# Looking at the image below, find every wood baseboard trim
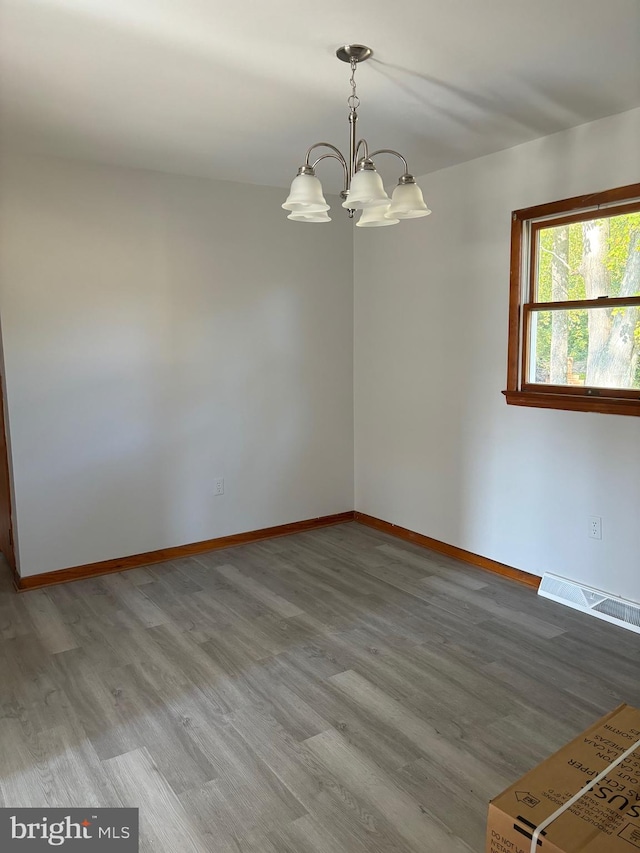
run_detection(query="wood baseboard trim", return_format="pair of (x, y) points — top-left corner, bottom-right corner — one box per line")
(15, 511), (356, 591)
(354, 512), (541, 589)
(9, 561), (21, 593)
(13, 509), (539, 592)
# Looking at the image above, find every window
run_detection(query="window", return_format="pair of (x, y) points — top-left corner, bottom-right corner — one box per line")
(504, 183), (640, 416)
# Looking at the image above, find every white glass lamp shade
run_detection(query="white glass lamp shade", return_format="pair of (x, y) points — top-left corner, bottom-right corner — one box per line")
(386, 182), (432, 219)
(287, 210), (331, 223)
(282, 174), (329, 212)
(355, 205), (399, 227)
(342, 169), (390, 209)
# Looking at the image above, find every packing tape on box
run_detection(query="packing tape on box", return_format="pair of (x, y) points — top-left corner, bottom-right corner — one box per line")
(530, 735), (640, 853)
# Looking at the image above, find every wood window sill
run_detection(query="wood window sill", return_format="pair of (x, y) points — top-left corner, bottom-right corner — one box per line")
(503, 390), (640, 416)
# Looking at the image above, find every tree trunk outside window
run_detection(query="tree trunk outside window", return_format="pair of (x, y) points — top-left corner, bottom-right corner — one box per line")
(550, 225), (569, 384)
(583, 220), (640, 387)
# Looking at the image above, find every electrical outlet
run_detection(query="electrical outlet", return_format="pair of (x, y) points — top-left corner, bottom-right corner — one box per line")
(214, 477), (224, 496)
(589, 516), (602, 540)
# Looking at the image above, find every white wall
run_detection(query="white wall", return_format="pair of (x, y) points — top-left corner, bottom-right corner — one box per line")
(355, 108), (640, 603)
(3, 109), (639, 592)
(0, 154), (354, 577)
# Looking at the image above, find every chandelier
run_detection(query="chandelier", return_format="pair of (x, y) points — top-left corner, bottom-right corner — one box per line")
(283, 44), (431, 227)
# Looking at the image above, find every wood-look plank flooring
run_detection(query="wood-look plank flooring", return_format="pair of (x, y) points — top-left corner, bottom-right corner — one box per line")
(1, 522), (639, 851)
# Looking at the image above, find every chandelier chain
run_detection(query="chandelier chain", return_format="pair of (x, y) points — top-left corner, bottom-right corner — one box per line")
(347, 57), (360, 111)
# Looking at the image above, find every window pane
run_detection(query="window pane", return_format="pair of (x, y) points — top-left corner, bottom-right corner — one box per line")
(534, 212), (640, 302)
(529, 306), (640, 389)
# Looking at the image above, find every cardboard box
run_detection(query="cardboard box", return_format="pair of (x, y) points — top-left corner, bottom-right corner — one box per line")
(487, 704), (640, 853)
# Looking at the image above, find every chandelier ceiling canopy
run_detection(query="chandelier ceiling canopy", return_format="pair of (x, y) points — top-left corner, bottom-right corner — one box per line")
(282, 45), (431, 227)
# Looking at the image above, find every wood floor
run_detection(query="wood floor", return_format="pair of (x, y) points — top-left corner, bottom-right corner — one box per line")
(1, 522), (639, 852)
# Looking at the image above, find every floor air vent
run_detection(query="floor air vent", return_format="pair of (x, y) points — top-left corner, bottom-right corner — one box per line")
(539, 573), (640, 635)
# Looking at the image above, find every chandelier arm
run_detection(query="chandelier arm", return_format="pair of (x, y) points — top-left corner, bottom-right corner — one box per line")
(354, 139), (369, 164)
(304, 142), (347, 168)
(310, 153), (349, 192)
(368, 148), (410, 176)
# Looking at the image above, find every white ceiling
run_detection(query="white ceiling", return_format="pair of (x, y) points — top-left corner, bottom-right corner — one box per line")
(2, 0), (639, 191)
